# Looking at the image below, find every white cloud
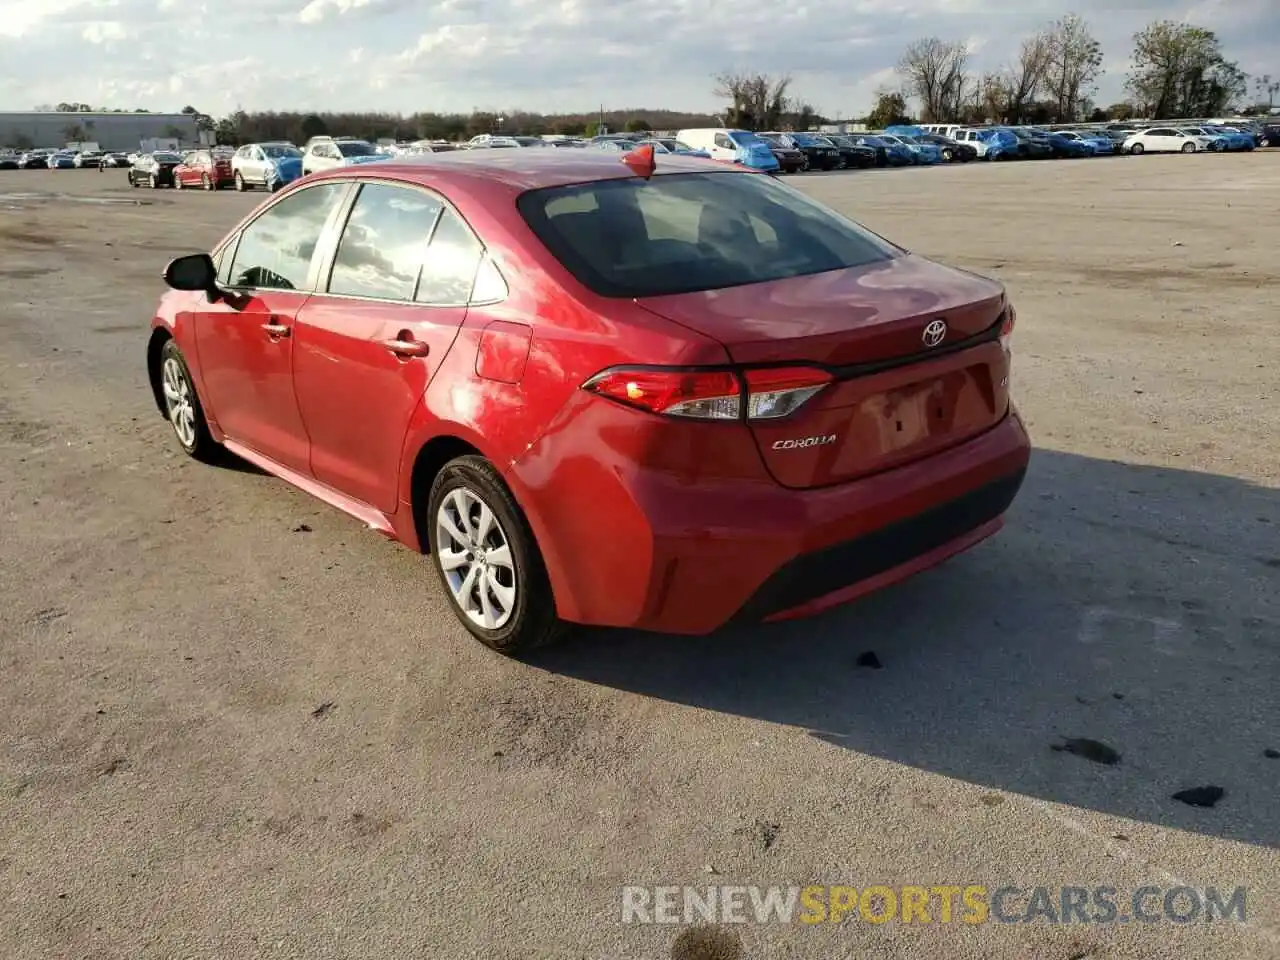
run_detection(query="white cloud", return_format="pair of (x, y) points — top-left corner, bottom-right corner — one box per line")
(0, 0), (1274, 117)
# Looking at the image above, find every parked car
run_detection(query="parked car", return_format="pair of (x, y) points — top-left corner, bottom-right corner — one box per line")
(18, 150), (52, 169)
(1028, 130), (1094, 158)
(173, 149), (235, 190)
(1004, 128), (1054, 159)
(592, 138), (639, 153)
(824, 135), (878, 169)
(49, 151), (78, 169)
(301, 137), (390, 175)
(100, 152), (130, 168)
(637, 138), (711, 159)
(73, 150), (104, 168)
(1203, 126), (1256, 150)
(881, 134), (943, 164)
(676, 128), (780, 172)
(1054, 130), (1115, 155)
(0, 152), (18, 170)
(232, 142), (305, 191)
(913, 133), (976, 162)
(1178, 128), (1229, 151)
(1123, 127), (1215, 154)
(146, 149), (1029, 652)
(851, 135), (914, 166)
(758, 132), (839, 171)
(129, 151), (183, 187)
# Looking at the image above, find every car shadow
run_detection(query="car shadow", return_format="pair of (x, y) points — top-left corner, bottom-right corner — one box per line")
(529, 449), (1280, 848)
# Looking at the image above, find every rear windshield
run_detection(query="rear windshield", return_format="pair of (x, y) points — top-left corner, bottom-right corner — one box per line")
(516, 171), (900, 299)
(336, 140), (375, 156)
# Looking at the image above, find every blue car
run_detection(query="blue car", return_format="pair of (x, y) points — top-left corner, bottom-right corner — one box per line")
(1053, 131), (1113, 154)
(49, 151), (77, 169)
(973, 129), (1020, 160)
(854, 135), (914, 165)
(1035, 131), (1094, 157)
(1180, 128), (1229, 152)
(1205, 127), (1255, 150)
(897, 135), (944, 163)
(723, 130), (780, 172)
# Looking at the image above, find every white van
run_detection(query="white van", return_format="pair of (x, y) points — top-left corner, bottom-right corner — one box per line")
(676, 128), (779, 172)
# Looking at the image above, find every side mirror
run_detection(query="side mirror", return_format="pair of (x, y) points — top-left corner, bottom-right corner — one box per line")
(163, 253), (219, 299)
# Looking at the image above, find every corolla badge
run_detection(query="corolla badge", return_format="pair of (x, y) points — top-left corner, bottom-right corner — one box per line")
(922, 318), (948, 348)
(772, 434), (837, 450)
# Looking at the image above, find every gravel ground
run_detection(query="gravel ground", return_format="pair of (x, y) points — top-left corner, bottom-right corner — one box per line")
(1, 154), (1277, 960)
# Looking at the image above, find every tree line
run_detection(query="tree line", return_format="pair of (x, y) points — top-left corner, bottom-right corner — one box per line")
(871, 14), (1269, 129)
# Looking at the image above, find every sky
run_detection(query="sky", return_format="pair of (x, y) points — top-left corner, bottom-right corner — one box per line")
(0, 0), (1274, 119)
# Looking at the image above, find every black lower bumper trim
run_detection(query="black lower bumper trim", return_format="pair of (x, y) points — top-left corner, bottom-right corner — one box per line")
(732, 467), (1027, 622)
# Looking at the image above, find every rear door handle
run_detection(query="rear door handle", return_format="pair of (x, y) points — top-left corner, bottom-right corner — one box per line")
(380, 337), (429, 358)
(262, 321), (290, 337)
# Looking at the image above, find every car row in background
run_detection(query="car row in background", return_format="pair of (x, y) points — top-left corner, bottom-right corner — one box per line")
(5, 117), (1274, 186)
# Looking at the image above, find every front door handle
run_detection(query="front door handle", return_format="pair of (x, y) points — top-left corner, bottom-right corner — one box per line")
(380, 337), (429, 358)
(262, 321), (290, 338)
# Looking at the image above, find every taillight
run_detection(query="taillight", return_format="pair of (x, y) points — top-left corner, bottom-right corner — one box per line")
(742, 367), (832, 419)
(999, 304), (1015, 353)
(582, 366), (831, 421)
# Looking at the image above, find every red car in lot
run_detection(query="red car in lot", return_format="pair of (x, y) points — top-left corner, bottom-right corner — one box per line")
(147, 148), (1030, 653)
(173, 149), (234, 190)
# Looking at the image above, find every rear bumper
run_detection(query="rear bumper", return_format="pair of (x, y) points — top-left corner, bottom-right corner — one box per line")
(511, 405), (1032, 635)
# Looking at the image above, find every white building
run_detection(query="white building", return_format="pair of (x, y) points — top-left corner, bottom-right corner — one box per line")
(0, 111), (202, 151)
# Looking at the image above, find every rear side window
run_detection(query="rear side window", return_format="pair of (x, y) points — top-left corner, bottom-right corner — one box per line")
(517, 171), (900, 299)
(327, 183), (443, 301)
(227, 182), (347, 291)
(415, 209), (484, 305)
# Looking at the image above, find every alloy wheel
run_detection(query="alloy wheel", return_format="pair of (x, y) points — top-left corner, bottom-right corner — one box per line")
(161, 356), (197, 448)
(435, 487), (517, 630)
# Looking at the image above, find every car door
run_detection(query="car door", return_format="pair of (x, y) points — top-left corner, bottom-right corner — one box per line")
(192, 180), (352, 474)
(1145, 128), (1174, 151)
(292, 182), (492, 512)
(711, 132), (738, 162)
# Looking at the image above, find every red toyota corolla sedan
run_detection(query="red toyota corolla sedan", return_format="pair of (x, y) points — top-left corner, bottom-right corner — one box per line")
(147, 147), (1031, 653)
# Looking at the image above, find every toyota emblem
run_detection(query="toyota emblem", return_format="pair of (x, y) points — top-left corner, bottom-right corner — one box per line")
(922, 319), (947, 348)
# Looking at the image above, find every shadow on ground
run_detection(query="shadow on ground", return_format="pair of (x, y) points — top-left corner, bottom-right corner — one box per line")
(531, 449), (1280, 848)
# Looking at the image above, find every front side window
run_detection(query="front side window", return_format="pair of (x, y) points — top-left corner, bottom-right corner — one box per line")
(227, 182), (347, 291)
(327, 183), (443, 301)
(415, 209), (485, 305)
(714, 133), (733, 149)
(517, 171), (900, 299)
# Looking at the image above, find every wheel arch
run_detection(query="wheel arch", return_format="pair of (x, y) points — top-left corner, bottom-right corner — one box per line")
(407, 434), (485, 554)
(146, 326), (173, 417)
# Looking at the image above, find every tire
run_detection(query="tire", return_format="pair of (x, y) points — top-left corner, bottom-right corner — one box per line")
(158, 340), (219, 462)
(202, 174), (212, 191)
(130, 173), (138, 188)
(149, 173), (158, 188)
(174, 175), (183, 190)
(1130, 143), (1144, 155)
(1181, 142), (1196, 154)
(426, 455), (564, 655)
(799, 155), (810, 172)
(941, 148), (953, 162)
(234, 171), (246, 191)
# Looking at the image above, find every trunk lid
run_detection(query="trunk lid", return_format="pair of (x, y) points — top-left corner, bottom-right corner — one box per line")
(637, 255), (1012, 489)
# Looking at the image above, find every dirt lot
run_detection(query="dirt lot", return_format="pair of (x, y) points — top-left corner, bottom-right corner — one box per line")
(1, 156), (1277, 960)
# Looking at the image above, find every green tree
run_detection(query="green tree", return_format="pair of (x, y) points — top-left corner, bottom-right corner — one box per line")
(1126, 21), (1248, 118)
(61, 124), (86, 142)
(1045, 14), (1104, 121)
(623, 117), (651, 132)
(866, 90), (911, 128)
(162, 125), (186, 140)
(584, 120), (603, 137)
(713, 71), (792, 129)
(1105, 101), (1136, 120)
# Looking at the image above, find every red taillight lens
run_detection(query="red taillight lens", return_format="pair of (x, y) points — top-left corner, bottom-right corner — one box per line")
(582, 366), (831, 421)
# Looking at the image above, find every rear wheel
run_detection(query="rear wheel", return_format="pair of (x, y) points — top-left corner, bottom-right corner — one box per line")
(427, 455), (564, 655)
(234, 171), (246, 191)
(202, 173), (212, 190)
(1181, 142), (1196, 154)
(1130, 143), (1144, 155)
(149, 173), (158, 188)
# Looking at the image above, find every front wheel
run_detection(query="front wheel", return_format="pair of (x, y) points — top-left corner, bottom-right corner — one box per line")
(202, 173), (212, 190)
(149, 173), (158, 188)
(174, 175), (183, 190)
(1181, 142), (1196, 154)
(158, 340), (218, 462)
(1129, 143), (1144, 155)
(941, 148), (953, 162)
(234, 172), (246, 191)
(427, 456), (564, 655)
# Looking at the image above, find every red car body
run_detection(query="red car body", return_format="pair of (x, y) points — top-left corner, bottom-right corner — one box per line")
(173, 150), (234, 190)
(147, 151), (1030, 645)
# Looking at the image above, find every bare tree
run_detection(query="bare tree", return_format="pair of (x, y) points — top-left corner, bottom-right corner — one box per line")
(1007, 32), (1052, 123)
(980, 72), (1011, 123)
(713, 72), (792, 129)
(1044, 14), (1104, 122)
(897, 38), (970, 122)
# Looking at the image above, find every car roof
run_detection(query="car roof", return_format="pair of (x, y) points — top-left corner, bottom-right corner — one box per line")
(306, 148), (730, 191)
